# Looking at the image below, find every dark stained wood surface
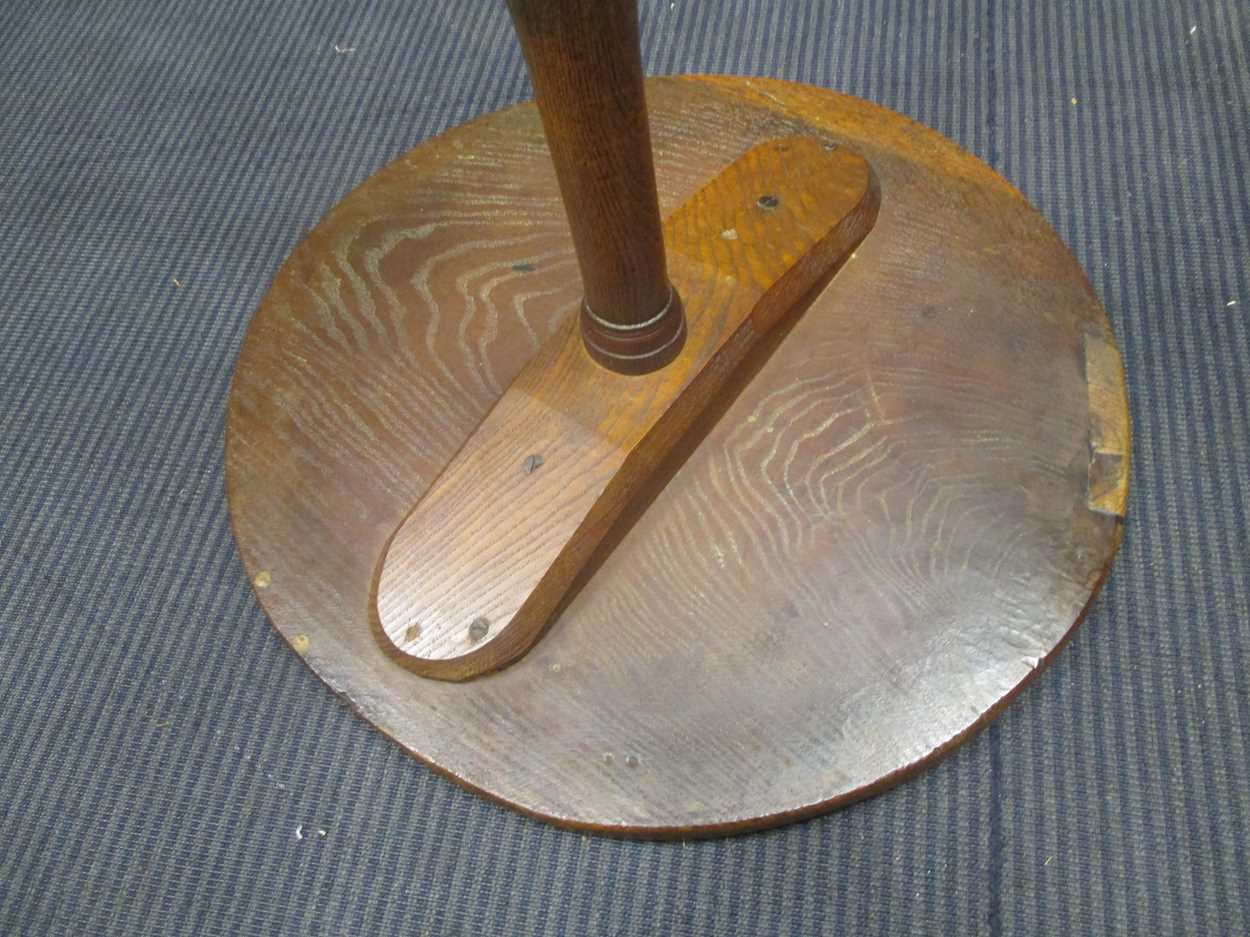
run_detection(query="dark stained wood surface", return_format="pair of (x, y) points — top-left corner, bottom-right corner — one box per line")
(226, 76), (1130, 837)
(375, 138), (879, 679)
(507, 0), (683, 372)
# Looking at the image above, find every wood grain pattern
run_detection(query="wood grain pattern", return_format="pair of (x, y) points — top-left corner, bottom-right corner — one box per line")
(506, 0), (684, 372)
(376, 139), (878, 679)
(226, 77), (1130, 837)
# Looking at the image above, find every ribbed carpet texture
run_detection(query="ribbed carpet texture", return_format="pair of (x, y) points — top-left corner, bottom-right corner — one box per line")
(1, 0), (1247, 933)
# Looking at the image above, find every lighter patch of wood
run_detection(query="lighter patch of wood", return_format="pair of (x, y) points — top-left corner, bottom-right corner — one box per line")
(1085, 329), (1130, 517)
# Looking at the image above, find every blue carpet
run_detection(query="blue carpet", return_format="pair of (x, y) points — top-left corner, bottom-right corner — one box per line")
(1, 0), (1247, 934)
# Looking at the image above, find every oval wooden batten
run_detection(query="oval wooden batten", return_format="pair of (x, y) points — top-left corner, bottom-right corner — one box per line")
(225, 0), (1129, 838)
(375, 137), (880, 680)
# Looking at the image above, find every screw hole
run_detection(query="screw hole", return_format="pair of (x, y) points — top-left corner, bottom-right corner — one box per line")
(468, 617), (490, 643)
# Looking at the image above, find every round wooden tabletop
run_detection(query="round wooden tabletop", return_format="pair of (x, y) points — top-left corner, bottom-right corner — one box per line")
(226, 76), (1128, 838)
